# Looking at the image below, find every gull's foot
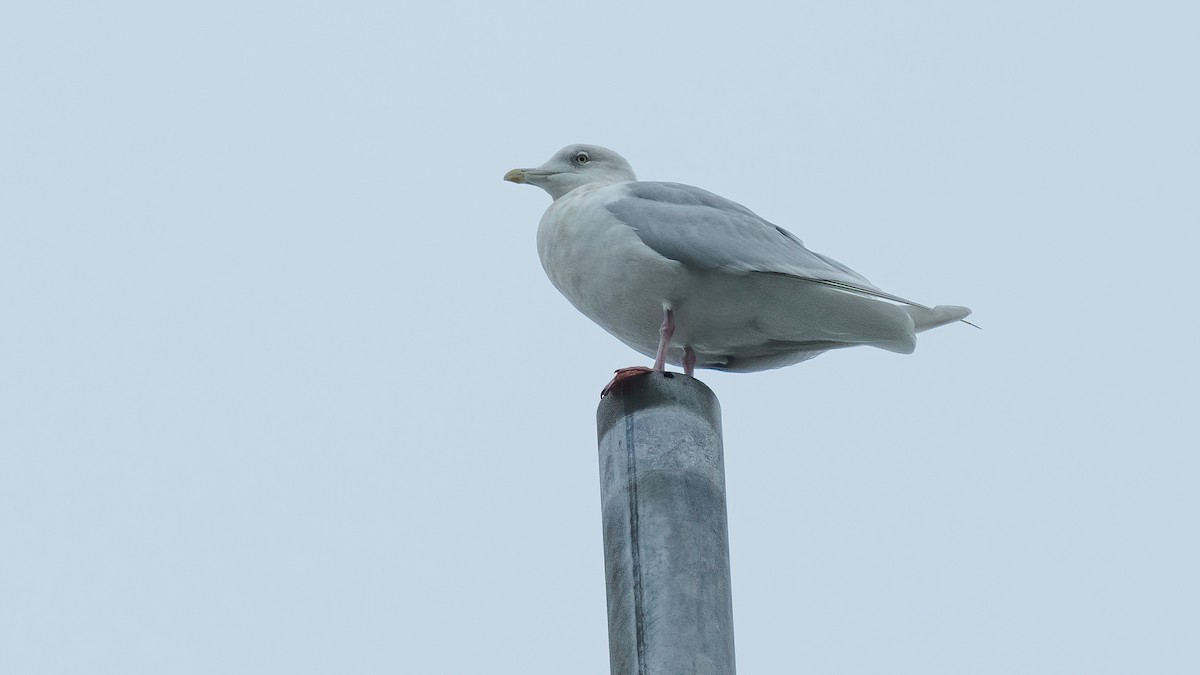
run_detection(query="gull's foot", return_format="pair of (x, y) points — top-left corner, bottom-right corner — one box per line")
(601, 366), (655, 398)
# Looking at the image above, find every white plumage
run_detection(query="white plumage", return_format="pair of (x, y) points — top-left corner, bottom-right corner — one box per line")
(505, 144), (971, 374)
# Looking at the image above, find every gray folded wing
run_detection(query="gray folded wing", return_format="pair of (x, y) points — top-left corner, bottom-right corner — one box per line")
(605, 181), (938, 310)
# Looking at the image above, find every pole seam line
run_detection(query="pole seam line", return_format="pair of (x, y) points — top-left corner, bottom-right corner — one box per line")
(624, 406), (648, 675)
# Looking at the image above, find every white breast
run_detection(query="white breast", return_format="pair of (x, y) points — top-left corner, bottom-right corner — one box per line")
(536, 183), (686, 359)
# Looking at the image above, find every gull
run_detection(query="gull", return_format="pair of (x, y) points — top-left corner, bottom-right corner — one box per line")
(505, 144), (971, 391)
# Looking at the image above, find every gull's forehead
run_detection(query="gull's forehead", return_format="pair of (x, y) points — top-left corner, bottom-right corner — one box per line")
(557, 144), (619, 159)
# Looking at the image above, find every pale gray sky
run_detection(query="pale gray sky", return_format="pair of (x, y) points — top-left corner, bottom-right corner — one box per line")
(2, 2), (1197, 673)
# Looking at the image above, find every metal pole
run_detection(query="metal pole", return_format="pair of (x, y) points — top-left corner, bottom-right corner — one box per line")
(596, 372), (736, 675)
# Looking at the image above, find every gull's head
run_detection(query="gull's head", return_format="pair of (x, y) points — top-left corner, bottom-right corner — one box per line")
(504, 144), (637, 201)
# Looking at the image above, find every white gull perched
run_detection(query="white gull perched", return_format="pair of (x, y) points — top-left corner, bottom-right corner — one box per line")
(504, 144), (971, 386)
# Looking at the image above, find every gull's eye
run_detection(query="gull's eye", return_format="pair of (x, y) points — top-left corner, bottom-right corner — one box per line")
(574, 152), (590, 164)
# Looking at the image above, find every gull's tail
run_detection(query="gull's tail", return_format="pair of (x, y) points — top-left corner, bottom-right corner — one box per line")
(904, 304), (974, 332)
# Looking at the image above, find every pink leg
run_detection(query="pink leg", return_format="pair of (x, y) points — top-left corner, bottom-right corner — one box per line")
(600, 307), (681, 398)
(652, 308), (675, 372)
(683, 346), (696, 376)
